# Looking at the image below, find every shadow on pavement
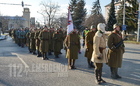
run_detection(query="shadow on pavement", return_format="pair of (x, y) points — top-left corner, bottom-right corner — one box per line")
(0, 79), (13, 86)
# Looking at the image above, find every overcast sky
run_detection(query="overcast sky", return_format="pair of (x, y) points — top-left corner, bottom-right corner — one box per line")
(0, 0), (111, 22)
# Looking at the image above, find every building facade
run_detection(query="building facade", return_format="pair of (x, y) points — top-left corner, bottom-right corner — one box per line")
(0, 8), (35, 30)
(105, 0), (130, 22)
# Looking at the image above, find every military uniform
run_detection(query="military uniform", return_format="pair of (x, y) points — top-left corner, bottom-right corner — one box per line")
(34, 30), (42, 57)
(26, 31), (32, 52)
(107, 30), (125, 79)
(39, 29), (50, 60)
(58, 29), (64, 53)
(53, 30), (63, 58)
(16, 29), (21, 46)
(91, 23), (107, 84)
(29, 30), (36, 54)
(19, 29), (26, 47)
(48, 28), (54, 55)
(64, 31), (80, 69)
(85, 30), (96, 68)
(9, 29), (12, 37)
(11, 29), (16, 41)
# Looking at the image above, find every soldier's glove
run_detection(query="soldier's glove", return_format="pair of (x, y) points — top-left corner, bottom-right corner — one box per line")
(67, 47), (70, 49)
(97, 57), (102, 60)
(97, 54), (103, 60)
(86, 48), (89, 52)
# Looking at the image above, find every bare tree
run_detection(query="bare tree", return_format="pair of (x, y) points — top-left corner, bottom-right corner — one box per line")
(38, 0), (60, 28)
(0, 16), (9, 33)
(52, 16), (67, 29)
(84, 14), (105, 28)
(12, 16), (24, 29)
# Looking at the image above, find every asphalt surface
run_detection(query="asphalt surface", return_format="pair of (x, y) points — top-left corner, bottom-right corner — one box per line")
(0, 36), (140, 86)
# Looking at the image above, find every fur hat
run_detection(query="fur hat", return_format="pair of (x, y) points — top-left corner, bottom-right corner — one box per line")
(97, 23), (106, 32)
(113, 23), (121, 29)
(90, 25), (96, 29)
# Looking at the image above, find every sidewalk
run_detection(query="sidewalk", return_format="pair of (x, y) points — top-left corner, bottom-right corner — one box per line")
(0, 33), (8, 40)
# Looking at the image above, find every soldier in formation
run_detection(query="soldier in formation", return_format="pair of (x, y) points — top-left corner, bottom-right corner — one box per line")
(85, 25), (97, 68)
(91, 23), (108, 84)
(38, 26), (50, 60)
(34, 28), (42, 57)
(64, 28), (80, 69)
(53, 28), (63, 58)
(29, 29), (37, 55)
(107, 23), (125, 79)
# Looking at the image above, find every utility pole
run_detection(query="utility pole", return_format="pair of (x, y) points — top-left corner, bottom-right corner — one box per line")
(0, 22), (2, 36)
(137, 0), (140, 42)
(122, 0), (126, 39)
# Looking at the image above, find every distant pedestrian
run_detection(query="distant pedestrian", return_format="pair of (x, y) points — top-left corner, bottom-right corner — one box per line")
(82, 27), (90, 48)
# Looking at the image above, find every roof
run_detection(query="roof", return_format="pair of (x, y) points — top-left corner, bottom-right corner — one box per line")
(0, 16), (26, 20)
(105, 3), (111, 7)
(105, 1), (122, 7)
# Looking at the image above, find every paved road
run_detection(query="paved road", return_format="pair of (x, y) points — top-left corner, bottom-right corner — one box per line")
(0, 36), (140, 86)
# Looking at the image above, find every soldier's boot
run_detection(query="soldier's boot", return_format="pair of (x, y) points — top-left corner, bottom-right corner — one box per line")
(37, 50), (39, 57)
(29, 48), (32, 53)
(33, 51), (37, 55)
(42, 53), (45, 60)
(55, 55), (59, 58)
(87, 59), (92, 68)
(39, 52), (42, 57)
(37, 51), (42, 57)
(98, 68), (106, 83)
(90, 62), (95, 68)
(45, 53), (49, 60)
(23, 44), (24, 48)
(48, 51), (52, 55)
(95, 69), (101, 84)
(115, 68), (122, 78)
(110, 67), (118, 79)
(59, 51), (62, 54)
(68, 59), (72, 69)
(42, 53), (48, 60)
(71, 59), (76, 69)
(21, 43), (24, 48)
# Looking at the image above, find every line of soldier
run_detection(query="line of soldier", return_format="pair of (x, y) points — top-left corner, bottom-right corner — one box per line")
(9, 26), (67, 60)
(9, 23), (125, 85)
(83, 23), (125, 84)
(9, 28), (29, 47)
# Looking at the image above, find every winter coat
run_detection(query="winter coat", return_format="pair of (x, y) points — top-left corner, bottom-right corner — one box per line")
(64, 32), (80, 59)
(91, 31), (108, 63)
(26, 32), (30, 47)
(34, 31), (41, 50)
(39, 30), (50, 53)
(29, 31), (36, 50)
(85, 31), (96, 59)
(107, 31), (125, 68)
(49, 30), (54, 51)
(53, 32), (63, 55)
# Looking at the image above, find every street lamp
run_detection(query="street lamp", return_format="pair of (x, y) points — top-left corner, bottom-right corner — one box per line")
(137, 0), (140, 42)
